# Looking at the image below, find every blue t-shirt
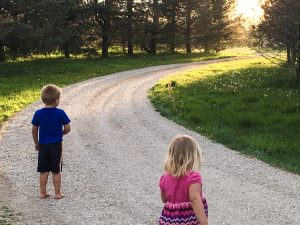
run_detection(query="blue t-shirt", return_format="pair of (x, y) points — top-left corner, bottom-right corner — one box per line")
(31, 108), (71, 144)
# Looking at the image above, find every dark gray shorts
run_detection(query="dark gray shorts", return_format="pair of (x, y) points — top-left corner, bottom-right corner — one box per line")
(37, 143), (62, 173)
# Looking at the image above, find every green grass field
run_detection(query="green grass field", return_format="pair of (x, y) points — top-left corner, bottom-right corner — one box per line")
(0, 49), (250, 126)
(149, 58), (300, 174)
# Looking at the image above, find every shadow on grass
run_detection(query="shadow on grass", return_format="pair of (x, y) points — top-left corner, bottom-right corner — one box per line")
(149, 59), (300, 174)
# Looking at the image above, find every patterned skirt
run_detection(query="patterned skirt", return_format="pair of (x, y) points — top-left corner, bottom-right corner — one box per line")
(158, 198), (208, 225)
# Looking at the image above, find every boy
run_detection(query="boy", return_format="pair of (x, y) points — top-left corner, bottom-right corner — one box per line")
(32, 84), (70, 199)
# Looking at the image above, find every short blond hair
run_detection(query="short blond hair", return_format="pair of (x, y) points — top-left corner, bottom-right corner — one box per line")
(41, 84), (61, 105)
(164, 135), (203, 177)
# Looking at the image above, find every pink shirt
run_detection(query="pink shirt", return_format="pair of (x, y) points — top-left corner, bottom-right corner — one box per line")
(159, 171), (203, 203)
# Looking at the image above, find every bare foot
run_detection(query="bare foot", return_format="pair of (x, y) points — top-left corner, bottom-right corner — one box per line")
(54, 194), (64, 200)
(39, 193), (51, 199)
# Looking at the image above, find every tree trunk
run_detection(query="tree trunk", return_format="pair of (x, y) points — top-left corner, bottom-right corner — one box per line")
(297, 60), (300, 85)
(295, 12), (300, 85)
(64, 42), (70, 58)
(102, 0), (111, 58)
(0, 44), (5, 62)
(122, 38), (126, 54)
(102, 33), (109, 58)
(127, 0), (134, 56)
(170, 2), (176, 54)
(291, 47), (296, 65)
(204, 42), (209, 54)
(296, 16), (300, 85)
(150, 0), (159, 54)
(185, 0), (192, 54)
(287, 45), (291, 64)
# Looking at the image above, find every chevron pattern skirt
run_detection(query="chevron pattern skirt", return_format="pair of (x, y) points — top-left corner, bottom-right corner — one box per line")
(158, 199), (208, 225)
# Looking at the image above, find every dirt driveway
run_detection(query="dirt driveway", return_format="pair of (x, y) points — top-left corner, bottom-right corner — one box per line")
(0, 58), (299, 225)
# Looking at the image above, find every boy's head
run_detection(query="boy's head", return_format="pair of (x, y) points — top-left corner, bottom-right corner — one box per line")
(41, 84), (61, 105)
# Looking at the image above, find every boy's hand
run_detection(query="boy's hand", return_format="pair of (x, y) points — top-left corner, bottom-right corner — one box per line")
(35, 144), (39, 151)
(63, 124), (71, 135)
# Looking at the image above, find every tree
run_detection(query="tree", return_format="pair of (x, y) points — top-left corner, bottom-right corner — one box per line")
(38, 0), (85, 58)
(149, 0), (160, 54)
(194, 0), (235, 53)
(0, 3), (13, 61)
(0, 0), (88, 60)
(228, 16), (248, 47)
(127, 0), (134, 55)
(139, 0), (161, 54)
(184, 0), (192, 53)
(161, 0), (181, 53)
(177, 0), (199, 53)
(0, 0), (241, 60)
(133, 0), (162, 54)
(0, 0), (38, 60)
(254, 0), (300, 83)
(88, 0), (116, 57)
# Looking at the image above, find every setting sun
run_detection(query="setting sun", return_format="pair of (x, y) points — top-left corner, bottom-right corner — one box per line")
(236, 0), (264, 24)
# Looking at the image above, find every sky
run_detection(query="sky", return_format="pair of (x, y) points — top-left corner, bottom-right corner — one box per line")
(235, 0), (264, 24)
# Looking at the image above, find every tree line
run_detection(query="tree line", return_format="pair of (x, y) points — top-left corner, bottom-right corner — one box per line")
(0, 0), (244, 61)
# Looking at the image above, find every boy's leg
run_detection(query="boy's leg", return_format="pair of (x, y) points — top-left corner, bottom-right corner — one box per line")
(52, 172), (64, 199)
(49, 143), (64, 199)
(39, 172), (50, 198)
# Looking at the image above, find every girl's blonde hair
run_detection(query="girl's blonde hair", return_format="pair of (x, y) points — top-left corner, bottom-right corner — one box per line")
(164, 135), (203, 177)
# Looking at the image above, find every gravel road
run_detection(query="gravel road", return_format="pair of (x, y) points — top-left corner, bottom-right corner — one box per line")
(0, 58), (299, 225)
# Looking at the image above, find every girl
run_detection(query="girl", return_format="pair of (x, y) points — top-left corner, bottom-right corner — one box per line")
(158, 135), (208, 225)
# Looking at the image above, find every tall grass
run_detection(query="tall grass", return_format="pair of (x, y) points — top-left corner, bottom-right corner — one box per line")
(149, 58), (300, 174)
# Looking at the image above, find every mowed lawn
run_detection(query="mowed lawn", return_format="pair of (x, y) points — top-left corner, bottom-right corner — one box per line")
(149, 58), (300, 174)
(0, 49), (251, 126)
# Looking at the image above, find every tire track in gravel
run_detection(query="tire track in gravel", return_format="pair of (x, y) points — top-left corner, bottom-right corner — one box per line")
(0, 57), (299, 225)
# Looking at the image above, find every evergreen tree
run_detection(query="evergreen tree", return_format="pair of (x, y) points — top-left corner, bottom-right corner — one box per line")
(179, 0), (198, 53)
(183, 0), (192, 53)
(194, 0), (234, 53)
(38, 0), (85, 58)
(254, 0), (300, 83)
(0, 0), (37, 59)
(149, 0), (160, 54)
(87, 0), (118, 57)
(127, 0), (134, 55)
(133, 0), (162, 54)
(161, 0), (181, 53)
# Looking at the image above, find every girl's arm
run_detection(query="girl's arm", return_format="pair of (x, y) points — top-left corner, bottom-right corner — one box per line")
(189, 183), (208, 225)
(160, 191), (167, 203)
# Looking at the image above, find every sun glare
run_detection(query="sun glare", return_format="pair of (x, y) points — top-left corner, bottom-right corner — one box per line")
(236, 0), (264, 24)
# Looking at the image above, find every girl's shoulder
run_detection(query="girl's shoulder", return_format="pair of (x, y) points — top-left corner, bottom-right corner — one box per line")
(160, 172), (172, 182)
(159, 173), (170, 192)
(159, 172), (176, 186)
(186, 170), (202, 185)
(160, 171), (202, 183)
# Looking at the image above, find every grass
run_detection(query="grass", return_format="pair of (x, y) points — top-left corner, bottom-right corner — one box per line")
(148, 58), (300, 174)
(0, 48), (251, 126)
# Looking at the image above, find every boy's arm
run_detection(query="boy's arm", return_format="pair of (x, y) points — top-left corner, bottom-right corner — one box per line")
(32, 125), (39, 151)
(189, 183), (208, 225)
(63, 123), (70, 135)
